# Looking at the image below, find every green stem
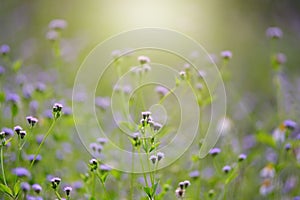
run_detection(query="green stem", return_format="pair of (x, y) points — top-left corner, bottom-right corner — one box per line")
(138, 147), (149, 187)
(92, 171), (96, 199)
(55, 191), (62, 200)
(29, 120), (56, 169)
(0, 146), (7, 185)
(130, 147), (135, 200)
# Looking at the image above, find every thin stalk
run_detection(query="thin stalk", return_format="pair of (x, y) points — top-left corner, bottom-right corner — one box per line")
(30, 120), (56, 169)
(55, 191), (62, 200)
(130, 146), (135, 200)
(0, 146), (7, 185)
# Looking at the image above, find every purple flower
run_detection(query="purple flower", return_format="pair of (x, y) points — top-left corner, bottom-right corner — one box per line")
(97, 137), (108, 145)
(32, 184), (42, 194)
(138, 55), (150, 65)
(266, 27), (283, 39)
(95, 97), (110, 110)
(222, 165), (231, 173)
(12, 167), (31, 177)
(46, 30), (59, 41)
(64, 186), (72, 196)
(284, 120), (297, 130)
(149, 155), (157, 164)
(0, 44), (10, 55)
(6, 93), (20, 104)
(29, 101), (39, 114)
(49, 19), (67, 30)
(155, 86), (169, 97)
(100, 164), (112, 172)
(238, 154), (247, 161)
(220, 50), (232, 59)
(21, 182), (30, 192)
(0, 66), (5, 75)
(209, 148), (221, 156)
(27, 154), (42, 163)
(26, 116), (38, 127)
(2, 128), (14, 137)
(72, 181), (83, 190)
(189, 170), (200, 179)
(35, 82), (46, 92)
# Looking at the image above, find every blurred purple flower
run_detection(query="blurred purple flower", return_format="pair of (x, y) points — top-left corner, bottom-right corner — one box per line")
(21, 182), (30, 192)
(209, 148), (221, 156)
(49, 19), (67, 30)
(189, 170), (200, 179)
(0, 66), (5, 75)
(12, 167), (31, 177)
(32, 183), (42, 194)
(95, 97), (110, 110)
(2, 127), (14, 137)
(0, 44), (10, 55)
(6, 92), (20, 104)
(29, 100), (39, 114)
(266, 27), (283, 39)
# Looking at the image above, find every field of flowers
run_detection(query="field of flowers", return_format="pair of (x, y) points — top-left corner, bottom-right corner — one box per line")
(1, 1), (300, 200)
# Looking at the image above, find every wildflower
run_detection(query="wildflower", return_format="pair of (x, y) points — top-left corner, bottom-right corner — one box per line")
(51, 177), (61, 189)
(89, 143), (98, 152)
(64, 186), (72, 196)
(175, 187), (185, 198)
(32, 184), (42, 194)
(100, 164), (112, 172)
(89, 158), (98, 171)
(138, 55), (150, 65)
(35, 82), (46, 93)
(142, 111), (151, 120)
(272, 123), (286, 143)
(36, 135), (44, 144)
(12, 167), (31, 177)
(222, 165), (231, 173)
(72, 181), (83, 190)
(97, 137), (108, 145)
(149, 155), (157, 164)
(183, 180), (191, 188)
(53, 103), (63, 119)
(238, 154), (247, 161)
(26, 116), (38, 127)
(259, 179), (274, 196)
(29, 101), (39, 114)
(27, 154), (42, 163)
(46, 30), (59, 41)
(6, 93), (20, 104)
(123, 85), (132, 94)
(266, 27), (283, 39)
(179, 71), (186, 79)
(111, 49), (121, 58)
(284, 120), (297, 130)
(0, 44), (10, 55)
(21, 182), (30, 192)
(2, 128), (14, 137)
(19, 130), (26, 139)
(0, 66), (5, 75)
(260, 163), (275, 178)
(189, 170), (200, 179)
(49, 19), (67, 30)
(142, 64), (151, 72)
(132, 132), (141, 147)
(157, 152), (164, 162)
(95, 97), (110, 110)
(220, 50), (232, 59)
(155, 86), (169, 98)
(285, 143), (292, 151)
(274, 53), (286, 65)
(198, 70), (206, 79)
(209, 148), (221, 156)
